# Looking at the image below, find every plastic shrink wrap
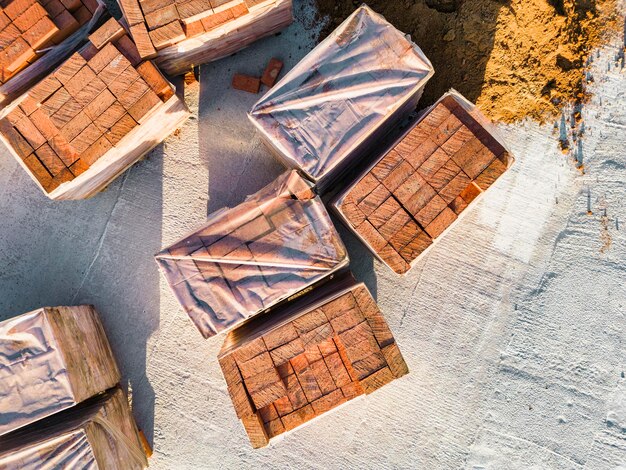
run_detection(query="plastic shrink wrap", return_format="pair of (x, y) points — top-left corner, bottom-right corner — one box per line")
(0, 388), (148, 469)
(156, 170), (349, 339)
(249, 4), (434, 192)
(0, 305), (120, 436)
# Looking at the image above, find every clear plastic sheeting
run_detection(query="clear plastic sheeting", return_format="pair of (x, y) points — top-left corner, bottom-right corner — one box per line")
(0, 388), (148, 470)
(0, 305), (120, 436)
(249, 4), (434, 191)
(156, 170), (349, 339)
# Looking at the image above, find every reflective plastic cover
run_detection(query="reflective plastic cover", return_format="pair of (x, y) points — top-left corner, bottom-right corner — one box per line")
(156, 170), (349, 339)
(0, 305), (120, 436)
(249, 4), (434, 190)
(0, 388), (148, 470)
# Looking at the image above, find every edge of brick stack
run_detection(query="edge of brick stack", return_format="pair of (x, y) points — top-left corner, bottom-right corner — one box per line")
(331, 89), (515, 275)
(0, 0), (105, 111)
(0, 305), (121, 437)
(218, 276), (409, 448)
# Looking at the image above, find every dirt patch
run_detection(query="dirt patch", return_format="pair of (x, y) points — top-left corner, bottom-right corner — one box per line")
(315, 0), (620, 123)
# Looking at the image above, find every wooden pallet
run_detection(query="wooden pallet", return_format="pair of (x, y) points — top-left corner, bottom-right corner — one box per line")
(0, 17), (190, 199)
(333, 92), (515, 274)
(156, 171), (349, 339)
(118, 0), (292, 75)
(219, 281), (408, 448)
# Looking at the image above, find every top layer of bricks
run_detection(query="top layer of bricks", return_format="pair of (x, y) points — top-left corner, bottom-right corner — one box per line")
(0, 0), (98, 83)
(337, 93), (513, 275)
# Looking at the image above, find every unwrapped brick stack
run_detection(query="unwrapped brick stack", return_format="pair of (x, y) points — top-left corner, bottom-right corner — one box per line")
(0, 17), (189, 199)
(249, 5), (434, 192)
(119, 0), (293, 75)
(219, 281), (408, 448)
(0, 305), (120, 437)
(156, 170), (349, 338)
(0, 0), (100, 84)
(332, 91), (514, 274)
(0, 388), (148, 469)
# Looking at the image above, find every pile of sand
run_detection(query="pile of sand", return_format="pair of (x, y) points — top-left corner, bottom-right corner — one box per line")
(315, 0), (620, 123)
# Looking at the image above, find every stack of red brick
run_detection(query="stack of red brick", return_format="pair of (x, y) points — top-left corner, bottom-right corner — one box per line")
(0, 17), (185, 195)
(119, 0), (293, 75)
(0, 0), (100, 83)
(333, 92), (514, 274)
(219, 282), (408, 447)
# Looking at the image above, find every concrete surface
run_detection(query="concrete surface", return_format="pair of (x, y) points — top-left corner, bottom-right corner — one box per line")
(0, 1), (625, 469)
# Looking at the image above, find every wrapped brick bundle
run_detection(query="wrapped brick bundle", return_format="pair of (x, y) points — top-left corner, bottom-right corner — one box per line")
(0, 0), (105, 109)
(156, 170), (349, 339)
(0, 388), (148, 469)
(118, 0), (293, 76)
(331, 90), (515, 274)
(0, 17), (190, 199)
(0, 305), (120, 436)
(219, 275), (408, 448)
(249, 5), (434, 192)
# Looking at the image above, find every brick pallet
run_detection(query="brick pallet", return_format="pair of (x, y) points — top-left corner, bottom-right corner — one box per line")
(249, 5), (434, 193)
(118, 0), (293, 76)
(0, 0), (104, 108)
(219, 278), (408, 448)
(156, 170), (349, 338)
(0, 388), (148, 469)
(0, 305), (120, 436)
(0, 17), (190, 199)
(332, 90), (515, 274)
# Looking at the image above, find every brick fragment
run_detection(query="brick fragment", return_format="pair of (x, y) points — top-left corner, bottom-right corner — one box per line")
(261, 57), (283, 87)
(232, 73), (260, 94)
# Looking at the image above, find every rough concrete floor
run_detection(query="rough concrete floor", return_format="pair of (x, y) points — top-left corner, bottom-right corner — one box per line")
(0, 1), (625, 468)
